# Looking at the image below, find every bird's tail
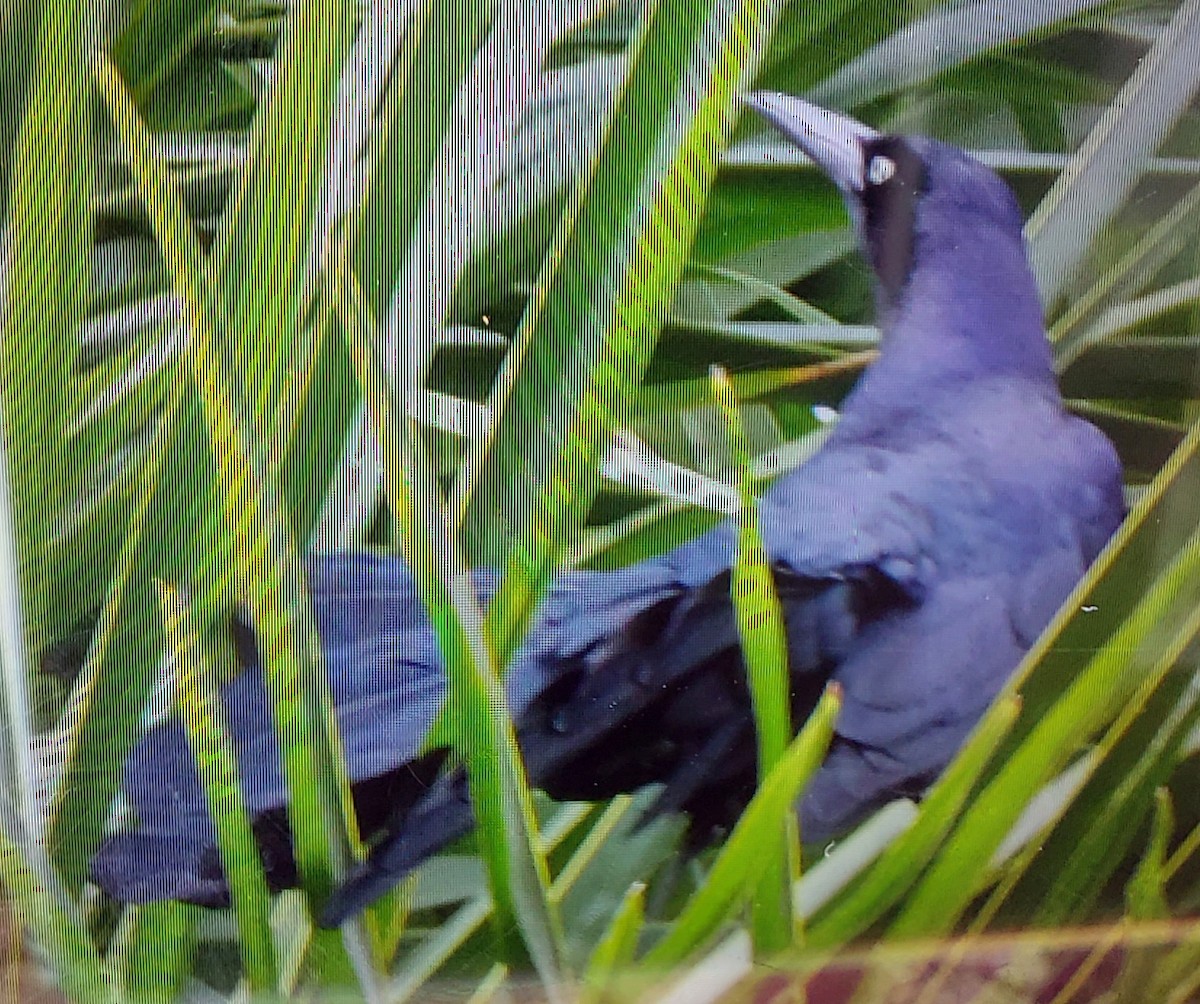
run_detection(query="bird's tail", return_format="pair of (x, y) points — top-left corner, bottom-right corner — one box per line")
(319, 773), (474, 926)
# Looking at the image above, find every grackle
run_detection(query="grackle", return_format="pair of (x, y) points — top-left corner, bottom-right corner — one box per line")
(90, 95), (1125, 926)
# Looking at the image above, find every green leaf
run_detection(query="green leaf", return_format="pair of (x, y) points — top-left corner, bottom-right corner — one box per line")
(674, 229), (856, 320)
(1126, 788), (1173, 921)
(90, 48), (359, 937)
(383, 806), (588, 998)
(0, 0), (90, 818)
(110, 0), (221, 108)
(158, 582), (278, 992)
(213, 0), (357, 457)
(454, 0), (796, 667)
(466, 962), (510, 1004)
(0, 822), (111, 1003)
(1061, 338), (1200, 401)
(806, 0), (1109, 110)
(1051, 180), (1200, 364)
(1027, 0), (1200, 304)
(685, 262), (836, 326)
(711, 364), (793, 952)
(1015, 645), (1200, 927)
(46, 385), (185, 891)
(314, 0), (502, 548)
(553, 794), (683, 969)
(107, 904), (196, 1004)
(573, 499), (724, 570)
(50, 9), (363, 915)
(581, 881), (645, 1004)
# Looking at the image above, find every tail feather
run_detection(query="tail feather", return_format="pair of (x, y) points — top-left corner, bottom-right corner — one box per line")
(319, 776), (475, 927)
(91, 555), (473, 903)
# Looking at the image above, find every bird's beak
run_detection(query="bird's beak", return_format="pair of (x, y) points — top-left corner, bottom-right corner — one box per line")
(743, 92), (878, 194)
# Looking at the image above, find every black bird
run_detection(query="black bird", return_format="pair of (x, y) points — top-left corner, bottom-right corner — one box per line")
(90, 95), (1125, 925)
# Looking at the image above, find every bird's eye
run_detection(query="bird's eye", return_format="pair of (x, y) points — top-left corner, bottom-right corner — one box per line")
(867, 154), (896, 186)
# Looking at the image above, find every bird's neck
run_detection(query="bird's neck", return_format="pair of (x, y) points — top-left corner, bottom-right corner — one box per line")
(839, 235), (1057, 430)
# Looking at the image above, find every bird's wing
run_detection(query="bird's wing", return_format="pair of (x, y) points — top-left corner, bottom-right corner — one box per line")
(516, 446), (939, 812)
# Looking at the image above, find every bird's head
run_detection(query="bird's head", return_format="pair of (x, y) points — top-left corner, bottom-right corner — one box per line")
(744, 92), (1051, 386)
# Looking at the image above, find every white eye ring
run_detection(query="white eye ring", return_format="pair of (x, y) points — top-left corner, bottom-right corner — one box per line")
(867, 155), (896, 185)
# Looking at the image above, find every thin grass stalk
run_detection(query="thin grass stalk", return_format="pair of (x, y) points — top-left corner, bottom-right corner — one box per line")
(158, 582), (278, 993)
(711, 364), (794, 952)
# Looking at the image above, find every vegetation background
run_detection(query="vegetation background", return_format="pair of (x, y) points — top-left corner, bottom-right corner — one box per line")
(2, 0), (1200, 1000)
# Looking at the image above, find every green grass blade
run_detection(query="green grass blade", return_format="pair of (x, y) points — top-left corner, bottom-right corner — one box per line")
(601, 431), (738, 513)
(552, 794), (684, 969)
(0, 824), (111, 1003)
(454, 0), (793, 664)
(331, 265), (563, 984)
(158, 582), (278, 992)
(51, 19), (364, 900)
(638, 355), (873, 414)
(48, 320), (173, 641)
(385, 895), (491, 1004)
(1082, 276), (1200, 345)
(91, 52), (357, 934)
(1020, 616), (1200, 926)
(466, 962), (509, 1004)
(652, 931), (753, 1004)
(674, 229), (856, 322)
(109, 0), (220, 104)
(793, 800), (918, 921)
(382, 809), (589, 1001)
(0, 436), (40, 843)
(711, 365), (793, 952)
(0, 0), (91, 829)
(807, 0), (1108, 110)
(216, 2), (360, 552)
(209, 0), (356, 450)
(1125, 787), (1173, 921)
(644, 683), (840, 967)
(315, 0), (499, 547)
(1050, 179), (1200, 359)
(549, 797), (636, 907)
(45, 381), (187, 890)
(572, 499), (725, 570)
(711, 367), (791, 773)
(686, 262), (837, 325)
(581, 881), (645, 1004)
(107, 904), (195, 1004)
